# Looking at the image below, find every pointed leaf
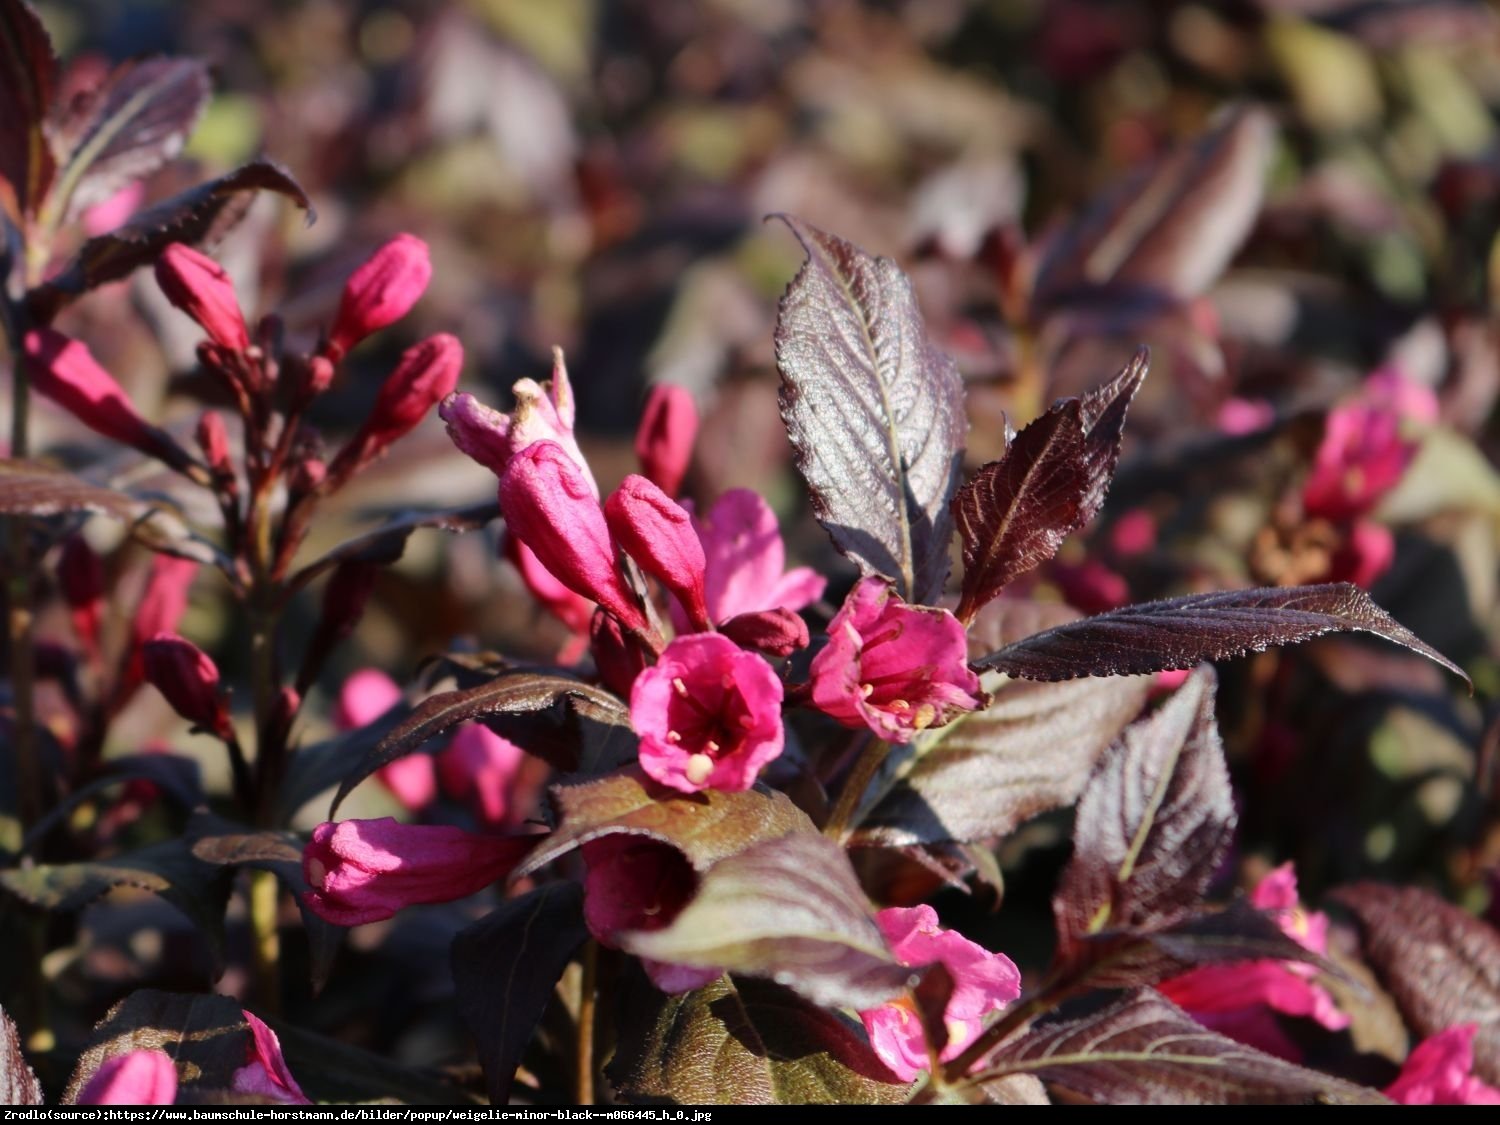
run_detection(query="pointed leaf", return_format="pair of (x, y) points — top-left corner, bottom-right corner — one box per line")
(265, 1019), (476, 1105)
(333, 672), (633, 813)
(451, 884), (588, 1105)
(1053, 667), (1233, 972)
(953, 351), (1146, 621)
(0, 1004), (41, 1106)
(0, 0), (56, 219)
(773, 215), (966, 603)
(29, 159), (312, 319)
(977, 990), (1387, 1104)
(1331, 882), (1500, 1085)
(852, 675), (1151, 848)
(622, 830), (912, 1010)
(1031, 105), (1275, 310)
(47, 57), (211, 223)
(973, 583), (1469, 685)
(608, 974), (909, 1105)
(286, 502), (499, 594)
(0, 458), (138, 519)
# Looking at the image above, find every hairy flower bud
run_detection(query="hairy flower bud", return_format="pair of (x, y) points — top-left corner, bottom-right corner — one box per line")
(155, 244), (251, 352)
(326, 233), (432, 358)
(328, 334), (462, 484)
(23, 328), (194, 473)
(142, 633), (232, 739)
(718, 607), (809, 657)
(604, 474), (710, 631)
(634, 383), (698, 497)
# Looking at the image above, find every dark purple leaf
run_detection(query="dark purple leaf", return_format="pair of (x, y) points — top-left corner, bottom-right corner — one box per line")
(852, 675), (1151, 848)
(286, 502), (499, 595)
(62, 990), (250, 1104)
(1053, 668), (1233, 973)
(977, 990), (1386, 1104)
(47, 57), (211, 222)
(451, 884), (588, 1106)
(623, 831), (913, 1010)
(333, 672), (633, 813)
(29, 159), (312, 320)
(261, 1020), (475, 1105)
(0, 1004), (41, 1106)
(953, 350), (1146, 622)
(608, 974), (909, 1105)
(0, 458), (138, 519)
(773, 215), (966, 603)
(0, 0), (56, 219)
(973, 583), (1469, 685)
(1331, 882), (1500, 1085)
(1031, 105), (1275, 313)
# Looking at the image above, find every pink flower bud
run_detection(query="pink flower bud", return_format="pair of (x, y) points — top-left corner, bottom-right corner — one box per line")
(505, 535), (594, 640)
(119, 557), (199, 701)
(196, 410), (234, 482)
(634, 383), (698, 497)
(590, 608), (649, 696)
(630, 633), (784, 793)
(498, 441), (651, 639)
(718, 607), (809, 657)
(328, 333), (463, 484)
(604, 474), (710, 631)
(58, 534), (104, 658)
(301, 818), (532, 926)
(810, 578), (981, 744)
(326, 233), (432, 357)
(288, 456), (327, 498)
(76, 1050), (178, 1105)
(143, 633), (232, 739)
(232, 1011), (310, 1105)
(23, 328), (194, 472)
(155, 244), (251, 352)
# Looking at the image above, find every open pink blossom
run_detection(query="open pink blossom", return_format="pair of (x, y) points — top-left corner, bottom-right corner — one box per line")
(1326, 520), (1395, 589)
(681, 489), (825, 628)
(1158, 863), (1348, 1061)
(811, 578), (981, 744)
(302, 817), (531, 926)
(76, 1049), (178, 1105)
(335, 670), (437, 810)
(1386, 1025), (1500, 1105)
(1302, 369), (1435, 524)
(858, 905), (1021, 1082)
(630, 633), (784, 792)
(231, 1011), (309, 1105)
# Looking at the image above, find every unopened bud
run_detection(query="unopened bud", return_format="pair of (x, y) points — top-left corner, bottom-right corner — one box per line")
(719, 607), (810, 657)
(325, 234), (432, 358)
(634, 384), (698, 498)
(604, 474), (710, 631)
(155, 245), (251, 352)
(142, 633), (232, 738)
(327, 334), (463, 484)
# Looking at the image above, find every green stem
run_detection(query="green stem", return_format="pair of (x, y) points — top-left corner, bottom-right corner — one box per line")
(824, 734), (886, 841)
(248, 868), (281, 1015)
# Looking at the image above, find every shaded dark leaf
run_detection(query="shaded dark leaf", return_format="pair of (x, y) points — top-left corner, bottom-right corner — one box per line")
(977, 990), (1386, 1104)
(0, 458), (138, 519)
(451, 884), (588, 1105)
(0, 1004), (41, 1106)
(30, 159), (312, 319)
(973, 584), (1469, 685)
(1331, 882), (1500, 1085)
(1053, 668), (1233, 974)
(624, 831), (912, 1010)
(0, 0), (56, 219)
(0, 838), (232, 969)
(773, 215), (966, 603)
(286, 502), (500, 595)
(268, 1018), (478, 1105)
(608, 973), (909, 1105)
(62, 990), (249, 1103)
(333, 672), (632, 814)
(953, 350), (1146, 622)
(517, 768), (807, 878)
(20, 752), (203, 854)
(852, 675), (1151, 848)
(1031, 105), (1275, 312)
(48, 57), (211, 222)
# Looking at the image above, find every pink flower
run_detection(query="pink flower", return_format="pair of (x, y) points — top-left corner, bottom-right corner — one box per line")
(440, 347), (596, 496)
(858, 905), (1022, 1082)
(634, 383), (698, 498)
(1326, 520), (1395, 589)
(328, 334), (463, 484)
(605, 475), (710, 631)
(1217, 397), (1275, 435)
(76, 1050), (178, 1105)
(630, 633), (784, 793)
(23, 328), (193, 473)
(231, 1011), (310, 1105)
(142, 634), (232, 739)
(810, 578), (982, 744)
(155, 244), (251, 353)
(1158, 863), (1348, 1061)
(196, 411), (234, 484)
(436, 724), (528, 828)
(118, 556), (199, 702)
(685, 489), (825, 627)
(335, 670), (437, 811)
(1302, 369), (1435, 524)
(497, 441), (651, 641)
(302, 817), (532, 926)
(326, 233), (432, 358)
(1052, 558), (1130, 615)
(1386, 1025), (1500, 1105)
(80, 181), (144, 237)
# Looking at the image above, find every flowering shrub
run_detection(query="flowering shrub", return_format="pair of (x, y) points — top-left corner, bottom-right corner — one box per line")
(2, 0), (1499, 1109)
